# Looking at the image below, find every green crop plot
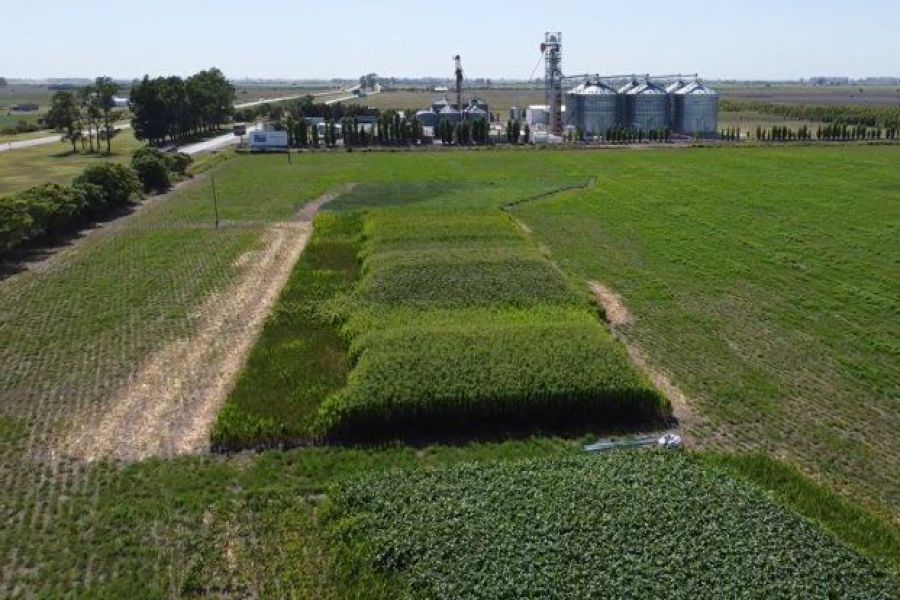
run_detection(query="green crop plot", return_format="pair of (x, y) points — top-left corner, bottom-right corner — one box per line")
(512, 145), (900, 516)
(219, 183), (667, 445)
(326, 452), (898, 598)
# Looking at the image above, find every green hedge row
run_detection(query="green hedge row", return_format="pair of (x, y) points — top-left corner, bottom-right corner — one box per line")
(0, 163), (140, 254)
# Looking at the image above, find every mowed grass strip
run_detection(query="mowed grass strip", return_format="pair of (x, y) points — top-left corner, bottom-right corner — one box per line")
(325, 453), (900, 599)
(211, 213), (363, 450)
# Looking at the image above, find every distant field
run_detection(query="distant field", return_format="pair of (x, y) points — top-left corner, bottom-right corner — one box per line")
(358, 88), (545, 115)
(720, 83), (900, 106)
(0, 129), (144, 195)
(718, 109), (822, 133)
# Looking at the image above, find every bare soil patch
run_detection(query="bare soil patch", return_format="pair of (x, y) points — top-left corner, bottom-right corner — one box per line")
(588, 280), (705, 446)
(62, 187), (352, 462)
(588, 280), (633, 327)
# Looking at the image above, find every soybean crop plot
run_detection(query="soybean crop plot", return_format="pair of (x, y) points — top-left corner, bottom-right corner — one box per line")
(326, 452), (898, 598)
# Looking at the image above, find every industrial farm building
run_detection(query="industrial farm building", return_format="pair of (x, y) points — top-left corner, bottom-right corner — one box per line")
(536, 32), (720, 138)
(415, 96), (491, 127)
(409, 31), (718, 141)
(555, 77), (719, 137)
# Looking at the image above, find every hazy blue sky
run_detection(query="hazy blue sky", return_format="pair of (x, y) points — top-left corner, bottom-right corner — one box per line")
(5, 0), (899, 80)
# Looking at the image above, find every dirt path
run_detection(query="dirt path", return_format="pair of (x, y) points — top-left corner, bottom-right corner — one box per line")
(588, 280), (703, 446)
(62, 187), (352, 462)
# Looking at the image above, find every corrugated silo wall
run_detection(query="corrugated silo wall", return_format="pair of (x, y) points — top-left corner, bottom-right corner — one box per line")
(680, 96), (719, 135)
(631, 95), (669, 131)
(582, 94), (619, 135)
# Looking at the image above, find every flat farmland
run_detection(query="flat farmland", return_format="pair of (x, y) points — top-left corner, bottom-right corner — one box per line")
(513, 146), (900, 516)
(357, 88), (545, 113)
(719, 83), (900, 106)
(1, 147), (898, 595)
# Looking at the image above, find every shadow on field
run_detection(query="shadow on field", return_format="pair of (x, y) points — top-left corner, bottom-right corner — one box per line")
(213, 412), (677, 454)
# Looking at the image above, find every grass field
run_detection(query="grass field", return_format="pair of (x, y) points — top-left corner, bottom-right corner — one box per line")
(0, 129), (144, 195)
(1, 146), (898, 595)
(512, 146), (900, 516)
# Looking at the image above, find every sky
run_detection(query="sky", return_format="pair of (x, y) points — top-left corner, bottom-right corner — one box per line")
(4, 0), (899, 80)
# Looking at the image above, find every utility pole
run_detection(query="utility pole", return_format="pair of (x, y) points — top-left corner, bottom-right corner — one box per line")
(454, 55), (464, 117)
(211, 173), (219, 229)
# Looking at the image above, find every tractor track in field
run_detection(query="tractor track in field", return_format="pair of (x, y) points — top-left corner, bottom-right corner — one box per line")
(588, 280), (706, 447)
(60, 185), (354, 462)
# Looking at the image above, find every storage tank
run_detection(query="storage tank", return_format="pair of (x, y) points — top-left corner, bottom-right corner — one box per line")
(526, 105), (550, 126)
(675, 80), (719, 136)
(665, 80), (687, 94)
(627, 80), (669, 131)
(432, 96), (453, 113)
(578, 82), (619, 135)
(665, 80), (687, 129)
(415, 109), (438, 128)
(464, 105), (488, 122)
(437, 105), (461, 125)
(564, 80), (589, 128)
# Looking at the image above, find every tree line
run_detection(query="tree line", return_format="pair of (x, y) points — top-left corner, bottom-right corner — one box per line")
(504, 120), (534, 144)
(750, 124), (897, 141)
(44, 77), (121, 154)
(130, 68), (235, 146)
(234, 96), (376, 124)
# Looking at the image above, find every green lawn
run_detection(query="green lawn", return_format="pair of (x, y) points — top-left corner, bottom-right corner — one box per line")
(0, 129), (144, 195)
(1, 146), (898, 595)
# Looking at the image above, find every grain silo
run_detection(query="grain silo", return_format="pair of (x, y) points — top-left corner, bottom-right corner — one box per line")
(564, 80), (589, 129)
(437, 104), (462, 125)
(627, 80), (669, 131)
(578, 82), (619, 135)
(464, 105), (488, 122)
(675, 80), (719, 136)
(415, 109), (438, 128)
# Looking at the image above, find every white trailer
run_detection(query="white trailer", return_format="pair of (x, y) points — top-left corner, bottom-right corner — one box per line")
(248, 131), (288, 152)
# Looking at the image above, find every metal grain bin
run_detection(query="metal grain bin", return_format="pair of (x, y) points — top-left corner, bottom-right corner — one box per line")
(464, 106), (488, 122)
(675, 80), (719, 135)
(565, 81), (589, 128)
(627, 80), (669, 131)
(579, 82), (619, 135)
(415, 109), (438, 128)
(432, 96), (453, 112)
(437, 105), (461, 125)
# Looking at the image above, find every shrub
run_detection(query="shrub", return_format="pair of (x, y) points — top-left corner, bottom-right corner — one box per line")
(15, 184), (87, 235)
(73, 163), (141, 209)
(168, 152), (193, 175)
(0, 197), (34, 252)
(0, 163), (141, 256)
(131, 154), (171, 193)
